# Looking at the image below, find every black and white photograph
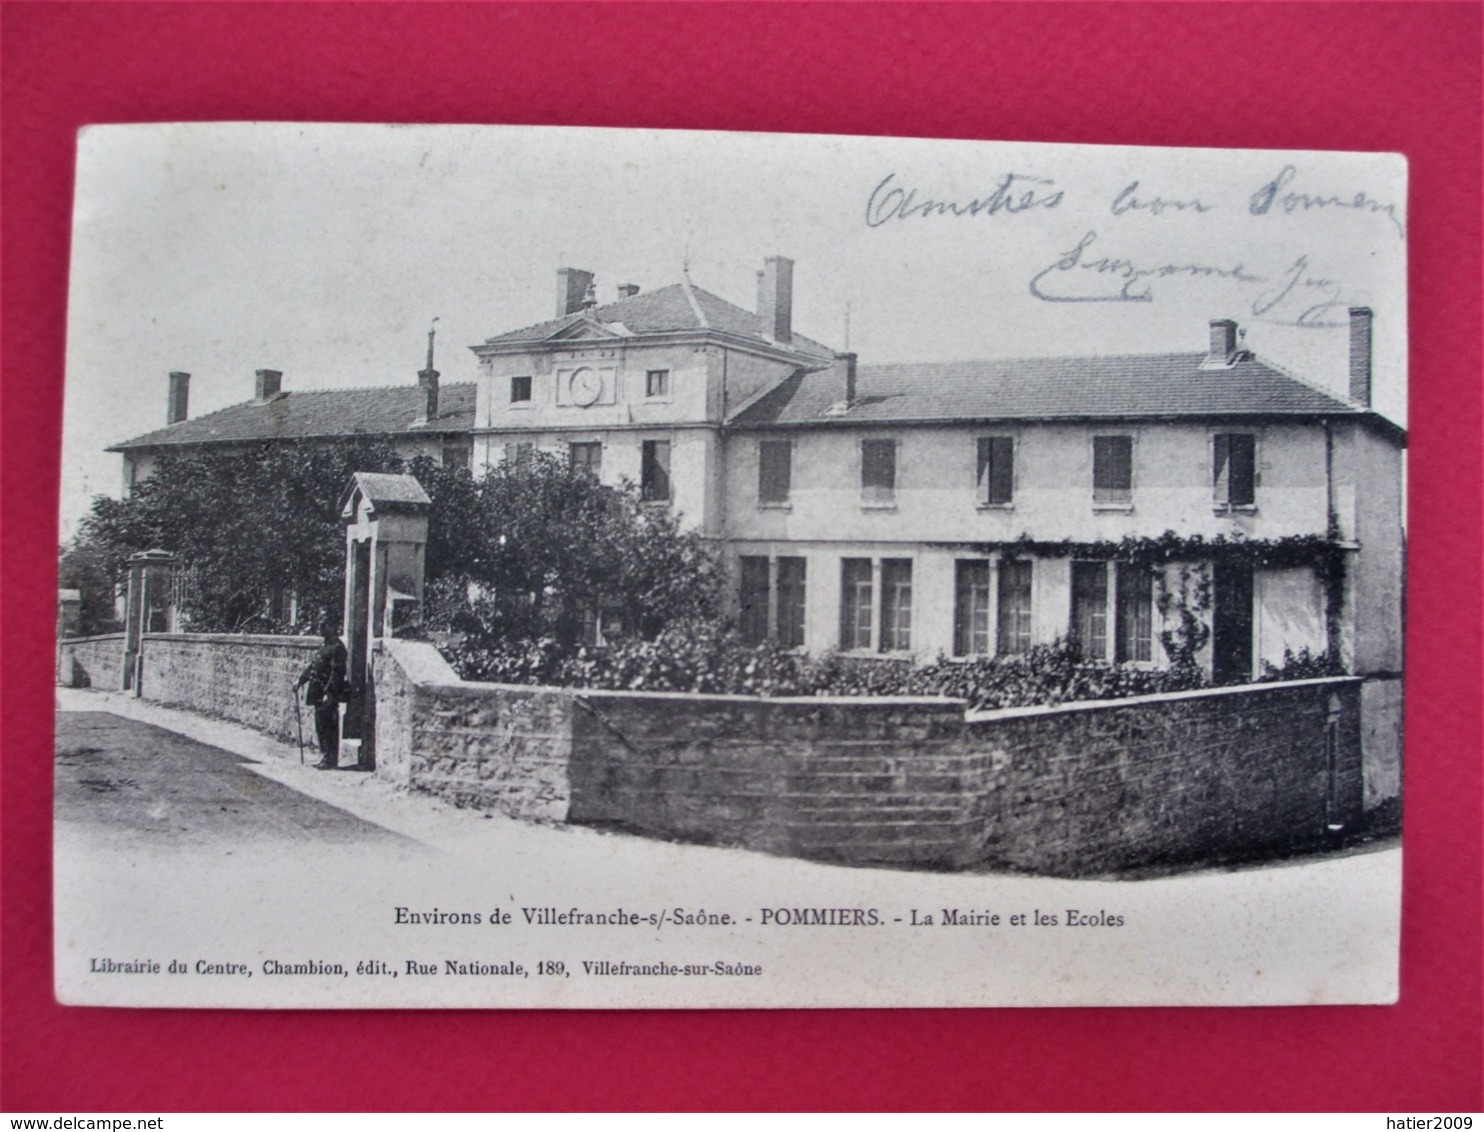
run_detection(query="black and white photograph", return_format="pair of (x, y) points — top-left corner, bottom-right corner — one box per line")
(55, 123), (1406, 1008)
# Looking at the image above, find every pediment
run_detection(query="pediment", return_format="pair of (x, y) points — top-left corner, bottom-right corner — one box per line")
(545, 318), (624, 342)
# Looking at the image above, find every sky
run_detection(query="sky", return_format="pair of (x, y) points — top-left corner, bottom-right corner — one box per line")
(62, 123), (1408, 538)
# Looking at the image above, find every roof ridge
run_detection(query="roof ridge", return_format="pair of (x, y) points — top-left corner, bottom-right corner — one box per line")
(1244, 352), (1355, 410)
(679, 277), (709, 328)
(858, 350), (1210, 370)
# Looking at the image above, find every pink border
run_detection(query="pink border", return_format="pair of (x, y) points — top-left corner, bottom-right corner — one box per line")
(3, 2), (1479, 1112)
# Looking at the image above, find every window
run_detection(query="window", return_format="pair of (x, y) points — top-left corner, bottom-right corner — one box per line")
(739, 556), (770, 646)
(510, 375), (532, 403)
(758, 440), (792, 505)
(1070, 561), (1109, 660)
(879, 559), (913, 652)
(569, 441), (602, 477)
(1115, 562), (1154, 663)
(954, 560), (992, 656)
(840, 559), (874, 650)
(441, 439), (471, 470)
(776, 557), (807, 649)
(739, 556), (807, 648)
(1092, 435), (1133, 505)
(997, 559), (1033, 654)
(861, 439), (897, 505)
(977, 436), (1014, 506)
(645, 369), (670, 398)
(580, 607), (627, 648)
(641, 440), (671, 501)
(1214, 433), (1257, 508)
(504, 442), (533, 469)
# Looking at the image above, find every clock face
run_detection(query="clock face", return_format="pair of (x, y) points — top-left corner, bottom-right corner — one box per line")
(570, 368), (603, 407)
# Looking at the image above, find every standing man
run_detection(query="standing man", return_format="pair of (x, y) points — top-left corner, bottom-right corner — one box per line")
(296, 619), (348, 770)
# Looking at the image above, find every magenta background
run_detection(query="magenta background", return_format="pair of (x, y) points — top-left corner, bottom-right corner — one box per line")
(3, 2), (1480, 1112)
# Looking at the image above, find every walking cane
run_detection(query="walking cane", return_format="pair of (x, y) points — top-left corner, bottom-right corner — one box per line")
(291, 682), (306, 765)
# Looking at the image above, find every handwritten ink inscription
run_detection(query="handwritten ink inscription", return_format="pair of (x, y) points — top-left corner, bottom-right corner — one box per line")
(1249, 164), (1405, 239)
(1029, 231), (1261, 305)
(865, 172), (1064, 227)
(859, 161), (1398, 329)
(1110, 181), (1212, 217)
(1029, 231), (1356, 327)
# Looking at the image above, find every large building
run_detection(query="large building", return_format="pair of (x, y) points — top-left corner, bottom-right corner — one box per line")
(110, 257), (1406, 686)
(467, 260), (1404, 686)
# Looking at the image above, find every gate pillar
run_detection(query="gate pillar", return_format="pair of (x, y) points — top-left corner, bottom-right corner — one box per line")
(121, 548), (176, 694)
(339, 473), (431, 770)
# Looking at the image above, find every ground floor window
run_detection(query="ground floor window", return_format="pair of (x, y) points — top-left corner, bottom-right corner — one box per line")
(580, 607), (627, 648)
(953, 560), (992, 656)
(840, 558), (874, 650)
(739, 556), (770, 646)
(838, 557), (914, 652)
(740, 555), (807, 648)
(1070, 560), (1109, 659)
(997, 559), (1033, 654)
(569, 441), (602, 477)
(641, 439), (671, 501)
(442, 438), (472, 470)
(880, 559), (913, 652)
(1115, 562), (1155, 663)
(776, 557), (807, 649)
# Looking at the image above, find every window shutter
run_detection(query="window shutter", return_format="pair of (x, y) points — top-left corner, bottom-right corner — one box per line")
(861, 439), (896, 503)
(759, 441), (791, 503)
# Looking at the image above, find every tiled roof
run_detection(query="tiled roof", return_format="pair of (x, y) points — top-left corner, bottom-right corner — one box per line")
(109, 383), (476, 451)
(732, 353), (1373, 429)
(343, 471), (432, 511)
(479, 283), (836, 359)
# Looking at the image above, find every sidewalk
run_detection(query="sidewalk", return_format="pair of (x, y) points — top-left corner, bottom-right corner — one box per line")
(57, 684), (1400, 880)
(56, 686), (856, 876)
(53, 686), (1403, 1007)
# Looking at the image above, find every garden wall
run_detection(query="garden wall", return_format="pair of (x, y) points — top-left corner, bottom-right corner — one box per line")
(57, 633), (126, 689)
(375, 639), (1364, 876)
(124, 633), (321, 743)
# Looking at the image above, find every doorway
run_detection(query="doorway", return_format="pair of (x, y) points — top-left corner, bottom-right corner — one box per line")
(1212, 561), (1254, 685)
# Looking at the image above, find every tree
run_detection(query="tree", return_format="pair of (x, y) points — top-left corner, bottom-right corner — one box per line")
(78, 437), (406, 632)
(57, 539), (121, 636)
(415, 450), (723, 649)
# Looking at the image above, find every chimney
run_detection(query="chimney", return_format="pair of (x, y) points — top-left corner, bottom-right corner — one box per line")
(617, 283), (640, 300)
(166, 371), (190, 425)
(1348, 307), (1373, 407)
(255, 368), (282, 402)
(757, 255), (794, 343)
(415, 320), (440, 426)
(838, 352), (857, 406)
(556, 267), (595, 318)
(1206, 318), (1239, 366)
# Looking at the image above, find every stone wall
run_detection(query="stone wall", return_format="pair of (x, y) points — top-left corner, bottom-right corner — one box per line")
(1361, 675), (1404, 808)
(57, 633), (126, 689)
(375, 639), (1364, 876)
(373, 640), (573, 821)
(567, 690), (983, 868)
(134, 633), (322, 743)
(963, 679), (1364, 875)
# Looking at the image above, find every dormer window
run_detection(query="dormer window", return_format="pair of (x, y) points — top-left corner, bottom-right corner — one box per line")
(510, 375), (532, 403)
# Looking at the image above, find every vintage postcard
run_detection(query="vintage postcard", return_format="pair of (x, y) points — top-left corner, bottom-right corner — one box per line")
(55, 124), (1406, 1008)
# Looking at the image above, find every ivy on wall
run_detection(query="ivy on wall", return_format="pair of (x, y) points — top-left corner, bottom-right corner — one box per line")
(929, 529), (1350, 667)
